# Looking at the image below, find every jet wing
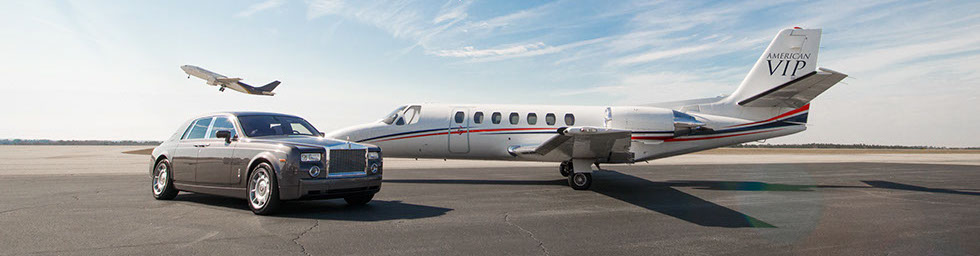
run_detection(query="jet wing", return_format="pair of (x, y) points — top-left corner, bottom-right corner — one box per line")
(738, 68), (848, 108)
(215, 78), (243, 83)
(508, 127), (634, 163)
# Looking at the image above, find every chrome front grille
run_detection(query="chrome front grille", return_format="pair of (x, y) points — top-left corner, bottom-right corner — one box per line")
(328, 149), (367, 175)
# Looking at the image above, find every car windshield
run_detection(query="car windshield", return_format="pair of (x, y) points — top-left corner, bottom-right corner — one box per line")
(238, 115), (321, 137)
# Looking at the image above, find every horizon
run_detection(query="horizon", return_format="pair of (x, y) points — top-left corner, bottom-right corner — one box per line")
(1, 0), (977, 146)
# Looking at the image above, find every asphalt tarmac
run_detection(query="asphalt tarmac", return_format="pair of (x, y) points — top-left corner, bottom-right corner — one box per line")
(0, 148), (978, 255)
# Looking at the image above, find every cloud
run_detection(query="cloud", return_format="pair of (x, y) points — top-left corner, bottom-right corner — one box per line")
(237, 0), (285, 17)
(430, 42), (549, 58)
(305, 0), (344, 19)
(609, 44), (715, 66)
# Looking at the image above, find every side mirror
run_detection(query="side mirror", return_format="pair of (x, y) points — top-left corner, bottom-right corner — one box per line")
(216, 130), (233, 143)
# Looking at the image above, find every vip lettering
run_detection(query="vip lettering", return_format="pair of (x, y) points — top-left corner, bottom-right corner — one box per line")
(767, 52), (811, 59)
(767, 60), (807, 76)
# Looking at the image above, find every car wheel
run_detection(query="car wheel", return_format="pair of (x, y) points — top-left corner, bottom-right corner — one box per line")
(152, 159), (179, 200)
(248, 163), (281, 215)
(344, 194), (374, 206)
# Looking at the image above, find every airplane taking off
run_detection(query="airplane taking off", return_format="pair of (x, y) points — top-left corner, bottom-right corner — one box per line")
(180, 65), (279, 96)
(327, 28), (848, 190)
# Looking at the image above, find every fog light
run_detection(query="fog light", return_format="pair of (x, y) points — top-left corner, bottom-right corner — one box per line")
(309, 166), (321, 177)
(369, 163), (380, 174)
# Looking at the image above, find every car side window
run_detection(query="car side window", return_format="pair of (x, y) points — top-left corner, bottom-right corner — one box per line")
(454, 111), (465, 124)
(184, 117), (212, 140)
(210, 117), (237, 139)
(527, 113), (537, 125)
(509, 112), (519, 125)
(564, 113), (575, 126)
(491, 112), (502, 124)
(546, 113), (556, 125)
(473, 112), (484, 124)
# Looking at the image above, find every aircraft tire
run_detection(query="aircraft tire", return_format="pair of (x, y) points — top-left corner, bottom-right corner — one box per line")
(559, 161), (572, 177)
(568, 172), (592, 190)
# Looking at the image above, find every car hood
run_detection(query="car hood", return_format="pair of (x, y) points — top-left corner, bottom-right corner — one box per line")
(245, 136), (369, 149)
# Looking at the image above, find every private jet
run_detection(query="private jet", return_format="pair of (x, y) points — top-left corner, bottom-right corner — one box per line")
(327, 28), (847, 190)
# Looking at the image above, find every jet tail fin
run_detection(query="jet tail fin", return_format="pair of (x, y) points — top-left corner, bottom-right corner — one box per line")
(257, 81), (280, 92)
(726, 28), (822, 104)
(685, 28), (846, 122)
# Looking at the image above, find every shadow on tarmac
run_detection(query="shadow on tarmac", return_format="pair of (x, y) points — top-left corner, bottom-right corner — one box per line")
(386, 172), (979, 228)
(862, 180), (980, 196)
(386, 171), (796, 228)
(174, 194), (452, 221)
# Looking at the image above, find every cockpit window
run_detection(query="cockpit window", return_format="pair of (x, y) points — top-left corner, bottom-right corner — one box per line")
(238, 115), (321, 137)
(383, 105), (422, 125)
(382, 105), (407, 125)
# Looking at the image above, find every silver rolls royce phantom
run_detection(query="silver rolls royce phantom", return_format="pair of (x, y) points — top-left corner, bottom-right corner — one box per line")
(149, 112), (382, 215)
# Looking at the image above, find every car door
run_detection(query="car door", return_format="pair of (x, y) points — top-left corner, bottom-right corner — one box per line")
(195, 116), (238, 185)
(173, 117), (212, 183)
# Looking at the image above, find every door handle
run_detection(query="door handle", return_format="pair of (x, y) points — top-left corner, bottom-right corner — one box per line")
(194, 144), (210, 148)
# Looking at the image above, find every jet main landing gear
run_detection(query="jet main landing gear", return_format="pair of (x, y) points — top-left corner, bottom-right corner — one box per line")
(559, 161), (572, 177)
(562, 159), (595, 190)
(568, 172), (592, 190)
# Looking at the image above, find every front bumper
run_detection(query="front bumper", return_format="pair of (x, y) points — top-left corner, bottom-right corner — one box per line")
(280, 175), (382, 200)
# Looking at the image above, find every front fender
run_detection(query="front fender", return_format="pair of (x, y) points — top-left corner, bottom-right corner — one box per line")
(247, 151), (285, 178)
(149, 147), (170, 177)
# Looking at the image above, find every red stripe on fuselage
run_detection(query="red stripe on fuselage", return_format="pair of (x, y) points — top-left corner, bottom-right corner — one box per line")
(725, 104), (810, 128)
(663, 129), (781, 142)
(372, 127), (555, 142)
(632, 129), (783, 142)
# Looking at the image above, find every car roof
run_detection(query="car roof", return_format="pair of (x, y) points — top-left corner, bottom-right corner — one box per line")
(198, 112), (303, 119)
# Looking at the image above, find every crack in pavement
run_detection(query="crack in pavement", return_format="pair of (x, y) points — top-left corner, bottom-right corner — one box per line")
(292, 219), (319, 256)
(504, 212), (550, 256)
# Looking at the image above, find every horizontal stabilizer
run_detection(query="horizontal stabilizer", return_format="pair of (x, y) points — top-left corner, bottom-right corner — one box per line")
(738, 68), (847, 108)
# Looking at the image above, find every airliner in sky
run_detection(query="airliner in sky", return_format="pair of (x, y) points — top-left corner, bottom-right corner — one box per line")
(327, 28), (847, 190)
(181, 65), (280, 96)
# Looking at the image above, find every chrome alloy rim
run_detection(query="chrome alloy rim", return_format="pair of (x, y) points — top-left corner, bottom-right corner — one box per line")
(152, 162), (168, 195)
(249, 169), (271, 209)
(573, 173), (587, 186)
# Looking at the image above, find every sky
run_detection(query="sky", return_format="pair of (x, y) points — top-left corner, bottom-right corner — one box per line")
(0, 0), (977, 147)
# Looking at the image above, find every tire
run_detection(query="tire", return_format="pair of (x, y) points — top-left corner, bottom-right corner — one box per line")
(568, 172), (592, 190)
(344, 194), (374, 206)
(559, 161), (572, 177)
(152, 159), (179, 200)
(247, 163), (281, 215)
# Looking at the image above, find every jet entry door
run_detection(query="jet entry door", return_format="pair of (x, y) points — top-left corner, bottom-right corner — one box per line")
(448, 108), (470, 153)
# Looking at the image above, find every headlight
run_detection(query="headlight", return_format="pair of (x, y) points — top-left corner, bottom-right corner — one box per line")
(367, 151), (380, 160)
(300, 153), (322, 162)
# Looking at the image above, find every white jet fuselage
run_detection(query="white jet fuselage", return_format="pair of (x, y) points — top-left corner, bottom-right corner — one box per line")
(327, 103), (808, 163)
(180, 65), (227, 86)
